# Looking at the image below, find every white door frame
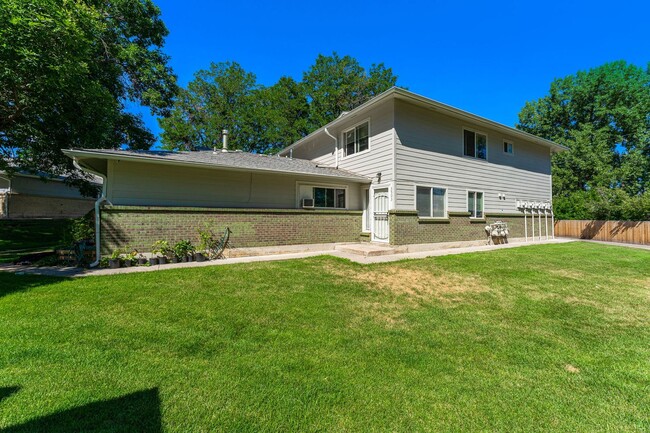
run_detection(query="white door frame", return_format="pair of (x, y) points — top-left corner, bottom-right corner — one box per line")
(371, 185), (391, 243)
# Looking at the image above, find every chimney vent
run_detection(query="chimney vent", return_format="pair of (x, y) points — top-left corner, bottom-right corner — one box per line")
(221, 129), (229, 152)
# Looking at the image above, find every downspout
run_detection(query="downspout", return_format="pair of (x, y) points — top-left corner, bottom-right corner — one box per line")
(73, 159), (107, 268)
(523, 208), (528, 242)
(324, 127), (338, 168)
(545, 208), (549, 240)
(531, 207), (535, 242)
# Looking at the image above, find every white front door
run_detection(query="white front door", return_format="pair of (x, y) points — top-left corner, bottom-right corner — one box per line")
(372, 188), (390, 242)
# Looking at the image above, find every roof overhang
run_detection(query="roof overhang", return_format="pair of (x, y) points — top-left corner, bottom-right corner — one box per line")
(279, 87), (568, 155)
(63, 149), (371, 184)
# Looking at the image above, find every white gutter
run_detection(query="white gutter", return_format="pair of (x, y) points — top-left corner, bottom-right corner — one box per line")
(73, 159), (107, 267)
(324, 127), (338, 168)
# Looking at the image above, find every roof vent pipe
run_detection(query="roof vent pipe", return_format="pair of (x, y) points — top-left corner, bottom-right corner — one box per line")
(221, 129), (229, 153)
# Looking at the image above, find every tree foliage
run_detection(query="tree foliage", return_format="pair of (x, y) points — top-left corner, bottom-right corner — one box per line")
(159, 62), (257, 151)
(517, 61), (650, 220)
(0, 0), (177, 192)
(159, 53), (399, 153)
(302, 53), (398, 130)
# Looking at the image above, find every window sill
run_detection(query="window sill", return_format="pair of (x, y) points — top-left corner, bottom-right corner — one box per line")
(342, 148), (370, 159)
(418, 217), (450, 224)
(461, 155), (489, 162)
(469, 218), (486, 223)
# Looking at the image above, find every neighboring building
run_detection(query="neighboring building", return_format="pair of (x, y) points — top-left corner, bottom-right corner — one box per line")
(0, 171), (98, 219)
(64, 87), (566, 255)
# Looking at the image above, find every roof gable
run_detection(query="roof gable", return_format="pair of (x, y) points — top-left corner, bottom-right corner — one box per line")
(279, 87), (567, 155)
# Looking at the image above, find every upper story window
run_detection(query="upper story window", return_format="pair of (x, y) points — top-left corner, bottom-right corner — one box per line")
(468, 191), (484, 218)
(503, 140), (514, 155)
(463, 129), (487, 160)
(416, 186), (447, 218)
(314, 187), (346, 209)
(343, 122), (369, 156)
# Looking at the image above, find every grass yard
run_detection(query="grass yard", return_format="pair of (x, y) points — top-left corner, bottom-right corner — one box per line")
(0, 242), (648, 432)
(0, 219), (70, 263)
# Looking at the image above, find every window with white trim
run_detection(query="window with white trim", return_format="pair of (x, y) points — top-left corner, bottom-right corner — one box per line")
(416, 186), (446, 218)
(313, 187), (346, 208)
(503, 140), (514, 155)
(463, 129), (487, 160)
(343, 122), (369, 156)
(467, 191), (484, 218)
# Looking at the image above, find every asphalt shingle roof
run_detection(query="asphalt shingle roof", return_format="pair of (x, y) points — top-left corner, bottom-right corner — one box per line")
(72, 149), (370, 182)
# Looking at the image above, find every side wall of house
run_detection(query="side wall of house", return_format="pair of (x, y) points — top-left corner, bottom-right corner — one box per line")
(106, 160), (364, 210)
(10, 176), (90, 199)
(288, 101), (395, 186)
(6, 195), (94, 219)
(394, 100), (552, 214)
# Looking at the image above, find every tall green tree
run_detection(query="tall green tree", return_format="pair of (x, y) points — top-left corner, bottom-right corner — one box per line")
(0, 0), (177, 192)
(517, 61), (650, 219)
(303, 53), (398, 130)
(159, 62), (258, 151)
(160, 53), (399, 154)
(250, 77), (310, 153)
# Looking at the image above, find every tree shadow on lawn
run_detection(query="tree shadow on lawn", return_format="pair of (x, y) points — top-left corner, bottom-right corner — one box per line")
(0, 387), (20, 404)
(0, 273), (65, 300)
(0, 388), (161, 433)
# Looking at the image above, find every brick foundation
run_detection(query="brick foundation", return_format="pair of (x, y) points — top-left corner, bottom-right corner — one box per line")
(389, 211), (539, 245)
(101, 205), (363, 255)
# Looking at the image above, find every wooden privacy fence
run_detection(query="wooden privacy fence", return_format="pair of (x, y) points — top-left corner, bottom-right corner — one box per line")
(554, 220), (650, 245)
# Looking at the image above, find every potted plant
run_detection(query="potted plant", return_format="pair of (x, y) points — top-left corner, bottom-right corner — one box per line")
(173, 240), (194, 263)
(197, 227), (214, 261)
(123, 249), (137, 267)
(151, 240), (170, 265)
(108, 249), (122, 269)
(135, 250), (147, 266)
(186, 242), (196, 262)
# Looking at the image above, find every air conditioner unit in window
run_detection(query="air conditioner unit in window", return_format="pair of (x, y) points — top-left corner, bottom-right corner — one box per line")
(301, 198), (315, 209)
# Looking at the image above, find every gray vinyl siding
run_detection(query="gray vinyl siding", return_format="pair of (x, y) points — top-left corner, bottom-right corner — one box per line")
(107, 160), (362, 210)
(394, 100), (552, 213)
(9, 175), (89, 199)
(290, 102), (395, 182)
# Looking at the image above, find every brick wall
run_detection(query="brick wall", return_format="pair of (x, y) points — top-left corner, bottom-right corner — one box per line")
(389, 210), (543, 245)
(101, 205), (363, 254)
(7, 194), (94, 219)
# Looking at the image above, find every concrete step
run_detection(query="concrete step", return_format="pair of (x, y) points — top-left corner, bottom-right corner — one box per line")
(335, 243), (397, 257)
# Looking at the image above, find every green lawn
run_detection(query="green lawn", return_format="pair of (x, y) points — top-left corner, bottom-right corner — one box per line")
(0, 219), (70, 263)
(0, 242), (648, 432)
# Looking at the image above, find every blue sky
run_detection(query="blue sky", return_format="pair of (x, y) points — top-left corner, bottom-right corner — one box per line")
(138, 0), (649, 145)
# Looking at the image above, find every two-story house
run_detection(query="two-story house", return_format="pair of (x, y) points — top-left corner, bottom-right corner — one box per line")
(65, 87), (566, 256)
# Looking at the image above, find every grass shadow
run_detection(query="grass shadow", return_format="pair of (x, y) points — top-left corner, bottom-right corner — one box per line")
(0, 219), (70, 263)
(0, 388), (161, 433)
(0, 273), (66, 300)
(0, 387), (19, 404)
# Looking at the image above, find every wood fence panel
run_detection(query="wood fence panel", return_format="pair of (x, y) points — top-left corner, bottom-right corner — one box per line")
(554, 220), (649, 245)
